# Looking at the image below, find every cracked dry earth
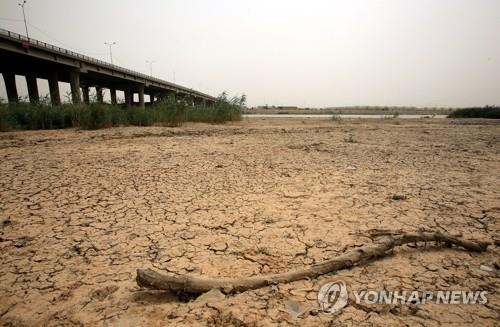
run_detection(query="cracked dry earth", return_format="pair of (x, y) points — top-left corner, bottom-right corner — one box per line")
(0, 118), (499, 326)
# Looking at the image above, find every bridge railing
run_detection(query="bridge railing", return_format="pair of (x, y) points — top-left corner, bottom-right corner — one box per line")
(0, 28), (213, 99)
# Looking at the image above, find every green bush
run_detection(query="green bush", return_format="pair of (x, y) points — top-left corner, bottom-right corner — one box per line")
(0, 102), (75, 130)
(185, 92), (243, 123)
(448, 106), (500, 119)
(0, 105), (14, 132)
(74, 104), (115, 129)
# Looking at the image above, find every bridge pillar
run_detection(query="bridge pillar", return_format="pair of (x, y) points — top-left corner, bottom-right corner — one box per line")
(110, 88), (117, 105)
(149, 93), (155, 104)
(138, 85), (145, 108)
(25, 75), (39, 104)
(95, 86), (104, 103)
(124, 86), (132, 108)
(48, 72), (61, 106)
(69, 71), (81, 104)
(82, 86), (90, 104)
(2, 72), (18, 103)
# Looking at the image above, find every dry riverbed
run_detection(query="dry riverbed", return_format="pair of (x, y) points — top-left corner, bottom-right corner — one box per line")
(0, 118), (499, 326)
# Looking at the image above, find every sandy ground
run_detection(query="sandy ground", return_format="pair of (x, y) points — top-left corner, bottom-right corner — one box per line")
(0, 118), (499, 326)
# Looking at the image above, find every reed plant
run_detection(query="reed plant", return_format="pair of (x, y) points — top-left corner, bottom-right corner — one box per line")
(0, 92), (244, 131)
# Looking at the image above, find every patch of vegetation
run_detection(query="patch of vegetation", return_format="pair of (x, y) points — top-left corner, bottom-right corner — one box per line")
(448, 106), (500, 119)
(186, 92), (243, 124)
(331, 115), (342, 122)
(0, 92), (244, 132)
(0, 102), (76, 130)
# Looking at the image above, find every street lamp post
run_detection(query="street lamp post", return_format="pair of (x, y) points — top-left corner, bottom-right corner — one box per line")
(104, 42), (116, 64)
(18, 0), (29, 39)
(146, 60), (156, 77)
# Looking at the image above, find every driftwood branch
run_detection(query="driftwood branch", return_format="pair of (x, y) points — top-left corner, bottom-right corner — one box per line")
(136, 231), (489, 294)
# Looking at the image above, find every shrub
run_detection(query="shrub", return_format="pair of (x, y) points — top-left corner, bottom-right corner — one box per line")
(73, 104), (115, 130)
(448, 106), (500, 119)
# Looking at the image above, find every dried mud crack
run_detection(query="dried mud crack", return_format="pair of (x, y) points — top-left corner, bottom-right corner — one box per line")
(0, 119), (499, 326)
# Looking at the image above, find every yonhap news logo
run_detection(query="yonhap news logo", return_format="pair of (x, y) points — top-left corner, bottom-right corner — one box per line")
(317, 280), (488, 314)
(317, 281), (349, 314)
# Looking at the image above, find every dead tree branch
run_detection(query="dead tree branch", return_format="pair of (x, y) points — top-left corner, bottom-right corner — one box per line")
(136, 231), (489, 294)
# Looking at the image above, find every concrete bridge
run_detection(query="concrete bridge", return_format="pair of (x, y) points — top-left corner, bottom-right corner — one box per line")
(0, 28), (216, 107)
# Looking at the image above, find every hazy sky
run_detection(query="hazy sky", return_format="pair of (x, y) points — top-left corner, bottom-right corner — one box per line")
(1, 0), (499, 107)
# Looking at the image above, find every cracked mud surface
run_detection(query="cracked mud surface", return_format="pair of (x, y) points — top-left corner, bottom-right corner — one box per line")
(0, 118), (499, 326)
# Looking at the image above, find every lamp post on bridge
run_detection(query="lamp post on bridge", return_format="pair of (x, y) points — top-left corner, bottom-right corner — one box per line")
(146, 60), (156, 77)
(18, 0), (29, 39)
(104, 41), (116, 64)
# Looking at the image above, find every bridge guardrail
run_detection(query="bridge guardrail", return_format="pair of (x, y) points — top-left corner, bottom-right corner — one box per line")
(0, 28), (213, 100)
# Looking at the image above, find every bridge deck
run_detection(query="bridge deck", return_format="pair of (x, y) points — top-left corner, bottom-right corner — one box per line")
(0, 28), (216, 105)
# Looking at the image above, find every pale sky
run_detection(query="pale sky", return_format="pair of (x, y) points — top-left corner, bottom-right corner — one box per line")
(1, 0), (499, 107)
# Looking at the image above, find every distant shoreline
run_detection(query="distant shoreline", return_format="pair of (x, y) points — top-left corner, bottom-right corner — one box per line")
(243, 114), (447, 119)
(244, 107), (453, 115)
